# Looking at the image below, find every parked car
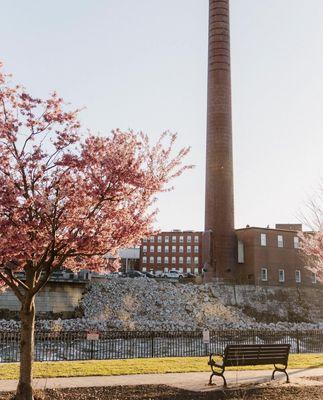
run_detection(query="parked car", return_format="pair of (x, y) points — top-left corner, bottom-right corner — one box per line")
(142, 271), (155, 278)
(123, 270), (146, 278)
(185, 272), (196, 279)
(154, 270), (164, 278)
(164, 270), (183, 279)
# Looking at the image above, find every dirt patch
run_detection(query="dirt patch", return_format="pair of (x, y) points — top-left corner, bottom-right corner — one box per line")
(1, 385), (323, 400)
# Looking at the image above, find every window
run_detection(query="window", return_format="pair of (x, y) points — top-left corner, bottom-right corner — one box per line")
(150, 246), (154, 252)
(157, 246), (161, 253)
(187, 246), (191, 253)
(295, 270), (301, 283)
(277, 235), (284, 248)
(179, 267), (183, 273)
(157, 236), (162, 243)
(143, 246), (147, 253)
(312, 272), (317, 284)
(165, 236), (169, 243)
(142, 267), (147, 272)
(172, 246), (176, 253)
(260, 233), (267, 246)
(179, 256), (183, 264)
(172, 236), (176, 243)
(157, 256), (161, 264)
(194, 236), (199, 243)
(143, 238), (147, 243)
(278, 269), (285, 283)
(187, 236), (192, 243)
(142, 256), (147, 264)
(294, 236), (299, 249)
(194, 257), (199, 264)
(149, 256), (154, 264)
(179, 236), (184, 243)
(164, 256), (169, 264)
(165, 245), (169, 253)
(179, 246), (184, 253)
(194, 267), (199, 274)
(261, 268), (268, 282)
(186, 256), (191, 264)
(150, 236), (155, 242)
(194, 246), (199, 253)
(164, 267), (169, 272)
(187, 267), (191, 273)
(172, 257), (176, 264)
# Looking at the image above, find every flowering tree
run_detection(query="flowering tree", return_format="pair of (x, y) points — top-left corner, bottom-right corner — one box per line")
(0, 63), (190, 400)
(299, 185), (323, 282)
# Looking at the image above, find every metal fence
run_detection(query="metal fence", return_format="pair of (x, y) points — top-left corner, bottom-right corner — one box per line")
(0, 330), (322, 363)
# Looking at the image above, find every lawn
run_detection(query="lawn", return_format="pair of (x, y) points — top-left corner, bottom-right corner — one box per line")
(0, 354), (322, 380)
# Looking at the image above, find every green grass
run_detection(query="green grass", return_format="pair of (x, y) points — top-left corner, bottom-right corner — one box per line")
(0, 354), (322, 380)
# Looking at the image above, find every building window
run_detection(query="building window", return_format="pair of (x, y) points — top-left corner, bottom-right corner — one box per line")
(150, 246), (154, 252)
(143, 238), (147, 243)
(142, 256), (147, 264)
(278, 269), (285, 283)
(179, 236), (184, 243)
(187, 236), (191, 243)
(260, 233), (267, 246)
(143, 246), (147, 253)
(142, 267), (147, 272)
(165, 245), (169, 253)
(312, 272), (317, 284)
(179, 257), (183, 264)
(194, 236), (199, 243)
(187, 267), (191, 274)
(194, 267), (199, 274)
(179, 267), (183, 273)
(277, 235), (284, 248)
(164, 267), (169, 272)
(194, 257), (199, 265)
(157, 246), (161, 253)
(187, 246), (191, 253)
(172, 236), (176, 243)
(165, 236), (169, 243)
(172, 246), (176, 253)
(150, 236), (155, 242)
(149, 256), (154, 264)
(194, 246), (199, 253)
(179, 246), (184, 253)
(172, 257), (176, 264)
(186, 256), (191, 264)
(157, 235), (162, 243)
(164, 256), (169, 264)
(294, 236), (299, 249)
(295, 270), (301, 283)
(157, 256), (161, 264)
(261, 268), (268, 282)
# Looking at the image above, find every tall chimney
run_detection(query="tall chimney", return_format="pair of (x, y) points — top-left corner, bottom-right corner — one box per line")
(204, 0), (236, 280)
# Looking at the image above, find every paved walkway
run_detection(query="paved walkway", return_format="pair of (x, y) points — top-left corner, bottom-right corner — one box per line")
(0, 368), (322, 393)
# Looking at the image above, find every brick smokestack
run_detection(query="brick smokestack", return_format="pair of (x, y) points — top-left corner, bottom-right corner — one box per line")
(204, 0), (236, 281)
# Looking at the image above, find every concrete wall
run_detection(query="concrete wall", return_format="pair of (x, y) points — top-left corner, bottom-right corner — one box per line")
(0, 281), (86, 314)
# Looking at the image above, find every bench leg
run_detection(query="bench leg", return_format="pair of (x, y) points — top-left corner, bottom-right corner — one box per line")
(208, 371), (227, 388)
(272, 366), (289, 383)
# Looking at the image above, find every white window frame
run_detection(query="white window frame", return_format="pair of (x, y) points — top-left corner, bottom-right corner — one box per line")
(194, 257), (199, 265)
(157, 256), (161, 264)
(187, 236), (192, 243)
(179, 246), (184, 253)
(164, 267), (169, 273)
(179, 236), (184, 243)
(293, 236), (299, 249)
(157, 235), (162, 243)
(165, 236), (169, 243)
(149, 256), (154, 264)
(172, 236), (176, 243)
(157, 246), (161, 253)
(295, 270), (301, 283)
(194, 236), (199, 243)
(142, 256), (147, 264)
(278, 269), (285, 283)
(186, 256), (191, 264)
(194, 246), (199, 253)
(150, 246), (154, 252)
(171, 256), (176, 264)
(187, 246), (191, 253)
(194, 267), (199, 274)
(142, 267), (147, 272)
(179, 256), (183, 264)
(261, 268), (268, 282)
(179, 267), (183, 273)
(143, 246), (147, 253)
(143, 238), (147, 243)
(164, 256), (169, 264)
(312, 272), (317, 284)
(187, 267), (191, 274)
(277, 235), (284, 248)
(164, 245), (169, 253)
(260, 233), (267, 247)
(150, 236), (155, 242)
(172, 246), (176, 253)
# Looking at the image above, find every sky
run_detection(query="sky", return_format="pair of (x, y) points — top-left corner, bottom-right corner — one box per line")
(0, 0), (322, 231)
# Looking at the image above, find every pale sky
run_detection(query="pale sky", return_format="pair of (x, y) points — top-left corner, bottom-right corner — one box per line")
(1, 0), (322, 231)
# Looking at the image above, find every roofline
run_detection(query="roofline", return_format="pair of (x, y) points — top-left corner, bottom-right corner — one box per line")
(235, 226), (301, 233)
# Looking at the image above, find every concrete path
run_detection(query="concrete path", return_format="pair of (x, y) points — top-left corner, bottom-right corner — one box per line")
(0, 368), (322, 393)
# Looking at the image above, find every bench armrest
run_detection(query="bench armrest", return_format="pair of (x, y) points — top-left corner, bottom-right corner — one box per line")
(208, 352), (223, 365)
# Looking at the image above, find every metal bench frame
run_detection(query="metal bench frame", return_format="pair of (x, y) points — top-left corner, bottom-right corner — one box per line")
(208, 344), (290, 387)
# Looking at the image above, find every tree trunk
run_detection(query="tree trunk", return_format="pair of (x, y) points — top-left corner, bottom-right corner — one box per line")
(16, 299), (36, 400)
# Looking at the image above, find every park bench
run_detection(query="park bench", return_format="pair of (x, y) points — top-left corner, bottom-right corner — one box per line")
(208, 344), (291, 387)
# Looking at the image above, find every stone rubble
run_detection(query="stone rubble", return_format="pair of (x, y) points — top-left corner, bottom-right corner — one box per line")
(0, 278), (320, 332)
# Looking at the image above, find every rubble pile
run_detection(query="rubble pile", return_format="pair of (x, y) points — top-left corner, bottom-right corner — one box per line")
(0, 279), (320, 332)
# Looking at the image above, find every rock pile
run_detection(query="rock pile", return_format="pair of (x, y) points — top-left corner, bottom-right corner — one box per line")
(0, 278), (320, 332)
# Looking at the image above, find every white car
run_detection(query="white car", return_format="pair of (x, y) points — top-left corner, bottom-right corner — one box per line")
(164, 270), (183, 279)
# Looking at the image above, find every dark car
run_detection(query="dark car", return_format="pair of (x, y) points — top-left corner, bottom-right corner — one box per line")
(123, 270), (145, 278)
(142, 271), (155, 278)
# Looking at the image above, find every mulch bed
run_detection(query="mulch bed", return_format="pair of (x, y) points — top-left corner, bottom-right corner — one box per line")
(1, 384), (323, 400)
